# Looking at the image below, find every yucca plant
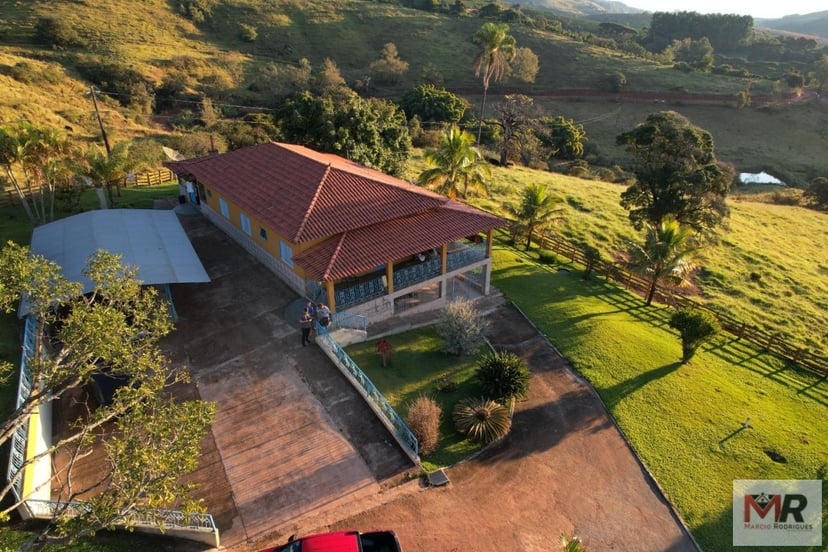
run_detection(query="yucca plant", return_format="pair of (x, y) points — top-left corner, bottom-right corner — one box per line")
(476, 350), (531, 407)
(453, 398), (511, 444)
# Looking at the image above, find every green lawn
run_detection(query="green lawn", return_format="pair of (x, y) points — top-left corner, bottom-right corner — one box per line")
(489, 240), (827, 551)
(345, 327), (484, 471)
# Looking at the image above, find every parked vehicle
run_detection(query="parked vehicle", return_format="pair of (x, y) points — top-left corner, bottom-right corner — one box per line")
(258, 530), (402, 552)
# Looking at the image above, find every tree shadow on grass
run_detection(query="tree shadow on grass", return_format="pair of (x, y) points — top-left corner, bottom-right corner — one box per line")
(704, 338), (828, 407)
(603, 361), (683, 409)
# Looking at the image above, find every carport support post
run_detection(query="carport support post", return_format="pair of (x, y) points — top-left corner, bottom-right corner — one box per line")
(325, 280), (336, 313)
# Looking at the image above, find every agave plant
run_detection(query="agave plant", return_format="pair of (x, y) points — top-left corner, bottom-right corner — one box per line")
(560, 532), (585, 552)
(453, 398), (511, 444)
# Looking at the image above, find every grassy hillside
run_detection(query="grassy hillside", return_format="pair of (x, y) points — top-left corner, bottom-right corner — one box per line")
(407, 152), (827, 355)
(5, 0), (821, 179)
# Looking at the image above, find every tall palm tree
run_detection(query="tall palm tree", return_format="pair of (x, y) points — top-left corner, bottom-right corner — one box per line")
(628, 218), (700, 306)
(417, 125), (491, 200)
(508, 183), (564, 251)
(472, 22), (516, 144)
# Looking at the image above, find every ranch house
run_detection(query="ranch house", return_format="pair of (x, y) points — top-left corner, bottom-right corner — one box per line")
(167, 142), (505, 321)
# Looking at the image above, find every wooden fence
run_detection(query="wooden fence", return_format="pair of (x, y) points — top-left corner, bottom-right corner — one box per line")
(0, 168), (176, 208)
(507, 226), (827, 377)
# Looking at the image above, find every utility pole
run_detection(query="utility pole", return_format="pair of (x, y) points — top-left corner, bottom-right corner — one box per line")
(89, 86), (111, 155)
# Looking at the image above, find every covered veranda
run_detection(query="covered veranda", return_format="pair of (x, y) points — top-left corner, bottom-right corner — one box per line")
(293, 202), (502, 319)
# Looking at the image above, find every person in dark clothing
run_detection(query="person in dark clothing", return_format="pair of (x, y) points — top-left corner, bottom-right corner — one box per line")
(299, 308), (313, 346)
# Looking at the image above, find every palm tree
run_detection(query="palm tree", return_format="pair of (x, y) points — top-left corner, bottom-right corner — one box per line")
(628, 218), (700, 306)
(472, 22), (516, 144)
(508, 183), (564, 251)
(82, 142), (132, 210)
(0, 123), (71, 225)
(417, 125), (490, 200)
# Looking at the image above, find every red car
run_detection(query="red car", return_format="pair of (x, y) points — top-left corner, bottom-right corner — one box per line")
(259, 530), (402, 552)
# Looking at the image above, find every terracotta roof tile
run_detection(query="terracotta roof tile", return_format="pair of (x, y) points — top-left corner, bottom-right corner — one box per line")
(167, 142), (446, 243)
(168, 142), (507, 282)
(293, 206), (504, 281)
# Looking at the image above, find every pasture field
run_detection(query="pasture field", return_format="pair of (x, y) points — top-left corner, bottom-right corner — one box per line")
(489, 241), (827, 551)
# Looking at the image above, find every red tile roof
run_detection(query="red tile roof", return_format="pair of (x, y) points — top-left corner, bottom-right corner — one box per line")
(293, 202), (503, 281)
(167, 142), (506, 281)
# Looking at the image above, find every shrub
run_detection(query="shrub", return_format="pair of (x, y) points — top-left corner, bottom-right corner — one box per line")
(476, 351), (531, 403)
(668, 308), (721, 363)
(35, 17), (87, 49)
(239, 23), (258, 43)
(581, 243), (602, 280)
(537, 249), (557, 264)
(406, 395), (441, 456)
(436, 299), (487, 356)
(803, 177), (828, 209)
(434, 375), (458, 394)
(453, 398), (511, 444)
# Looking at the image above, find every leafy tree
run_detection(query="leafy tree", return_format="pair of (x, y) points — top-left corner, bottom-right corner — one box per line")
(0, 123), (74, 226)
(75, 61), (155, 114)
(405, 395), (441, 456)
(436, 299), (487, 356)
(616, 111), (733, 237)
(508, 47), (539, 84)
(508, 183), (564, 251)
(175, 0), (217, 24)
(815, 54), (828, 93)
(417, 125), (490, 199)
(538, 116), (586, 160)
(400, 84), (467, 124)
(453, 398), (511, 444)
(0, 244), (214, 547)
(475, 351), (531, 412)
(667, 37), (714, 71)
(495, 94), (535, 167)
(472, 22), (517, 143)
(312, 58), (350, 97)
(275, 91), (411, 176)
(369, 43), (410, 85)
(627, 218), (700, 306)
(803, 176), (828, 209)
(669, 308), (720, 363)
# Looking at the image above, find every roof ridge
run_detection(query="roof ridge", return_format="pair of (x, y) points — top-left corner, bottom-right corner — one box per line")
(293, 162), (333, 242)
(321, 232), (348, 281)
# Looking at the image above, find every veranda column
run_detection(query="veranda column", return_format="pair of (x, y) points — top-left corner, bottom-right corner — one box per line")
(486, 229), (493, 257)
(385, 263), (394, 294)
(440, 243), (448, 298)
(325, 280), (336, 313)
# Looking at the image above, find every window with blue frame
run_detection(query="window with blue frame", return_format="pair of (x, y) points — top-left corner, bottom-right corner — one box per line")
(279, 240), (294, 267)
(259, 227), (268, 240)
(219, 198), (229, 218)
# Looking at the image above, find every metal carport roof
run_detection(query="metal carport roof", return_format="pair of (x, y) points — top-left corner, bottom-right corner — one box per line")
(29, 209), (210, 297)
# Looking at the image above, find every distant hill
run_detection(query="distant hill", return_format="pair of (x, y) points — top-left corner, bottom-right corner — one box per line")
(503, 0), (642, 16)
(756, 11), (828, 39)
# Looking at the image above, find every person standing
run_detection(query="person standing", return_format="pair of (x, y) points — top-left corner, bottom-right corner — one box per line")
(317, 303), (331, 329)
(299, 308), (313, 346)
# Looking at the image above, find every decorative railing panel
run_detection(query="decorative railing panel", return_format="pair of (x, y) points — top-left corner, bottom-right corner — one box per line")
(8, 315), (37, 501)
(315, 325), (418, 461)
(331, 312), (367, 332)
(446, 243), (487, 272)
(23, 499), (217, 532)
(393, 258), (441, 290)
(334, 275), (386, 310)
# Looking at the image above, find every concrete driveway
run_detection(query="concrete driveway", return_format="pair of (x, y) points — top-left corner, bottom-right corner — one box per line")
(162, 212), (696, 552)
(161, 215), (411, 549)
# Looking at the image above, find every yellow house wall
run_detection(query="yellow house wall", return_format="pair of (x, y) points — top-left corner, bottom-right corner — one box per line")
(200, 183), (324, 281)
